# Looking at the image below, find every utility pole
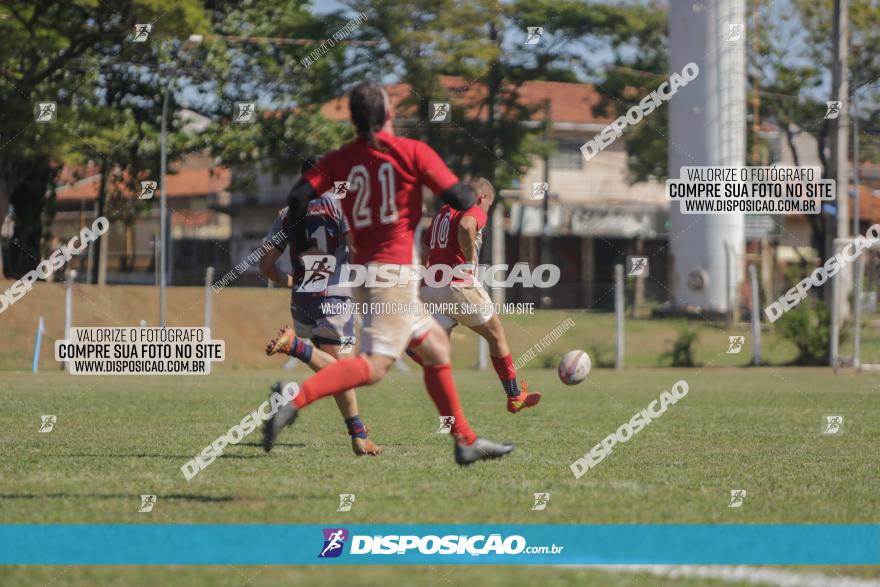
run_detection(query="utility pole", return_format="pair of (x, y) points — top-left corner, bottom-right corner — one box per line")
(852, 43), (861, 241)
(159, 84), (169, 327)
(540, 101), (552, 309)
(831, 0), (851, 321)
(158, 35), (204, 327)
(852, 47), (862, 370)
(831, 0), (850, 241)
(750, 0), (762, 167)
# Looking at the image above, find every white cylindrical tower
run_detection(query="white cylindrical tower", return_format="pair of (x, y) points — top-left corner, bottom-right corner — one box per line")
(668, 0), (746, 313)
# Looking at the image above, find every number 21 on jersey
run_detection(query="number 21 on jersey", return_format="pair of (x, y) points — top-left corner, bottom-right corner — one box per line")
(348, 162), (399, 228)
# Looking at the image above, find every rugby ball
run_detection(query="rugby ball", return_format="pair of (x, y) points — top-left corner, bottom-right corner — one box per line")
(558, 350), (591, 385)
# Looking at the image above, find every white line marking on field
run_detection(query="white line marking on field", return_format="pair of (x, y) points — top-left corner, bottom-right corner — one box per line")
(589, 565), (880, 587)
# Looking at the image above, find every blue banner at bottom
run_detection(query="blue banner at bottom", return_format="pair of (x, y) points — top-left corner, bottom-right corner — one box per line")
(1, 524), (877, 565)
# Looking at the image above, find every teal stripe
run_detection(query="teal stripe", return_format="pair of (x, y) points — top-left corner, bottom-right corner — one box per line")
(1, 524), (877, 565)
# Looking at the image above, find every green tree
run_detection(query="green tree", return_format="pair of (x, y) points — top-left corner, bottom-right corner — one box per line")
(0, 0), (207, 278)
(752, 0), (880, 260)
(197, 0), (353, 191)
(344, 0), (521, 185)
(749, 0), (826, 257)
(342, 0), (625, 186)
(590, 1), (669, 183)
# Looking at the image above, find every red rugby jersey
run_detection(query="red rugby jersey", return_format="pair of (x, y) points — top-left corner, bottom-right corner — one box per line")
(303, 131), (459, 265)
(424, 204), (487, 283)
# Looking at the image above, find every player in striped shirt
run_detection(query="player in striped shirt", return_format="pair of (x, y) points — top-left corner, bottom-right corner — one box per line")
(259, 156), (382, 456)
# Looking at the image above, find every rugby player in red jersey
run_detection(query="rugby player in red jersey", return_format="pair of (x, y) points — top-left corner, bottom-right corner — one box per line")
(263, 81), (514, 465)
(416, 177), (542, 414)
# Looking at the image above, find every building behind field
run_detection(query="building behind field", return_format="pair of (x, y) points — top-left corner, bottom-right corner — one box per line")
(51, 153), (232, 286)
(42, 79), (880, 311)
(319, 76), (670, 309)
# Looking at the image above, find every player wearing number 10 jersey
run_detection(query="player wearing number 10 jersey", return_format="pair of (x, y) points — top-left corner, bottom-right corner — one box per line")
(262, 81), (515, 465)
(417, 177), (541, 414)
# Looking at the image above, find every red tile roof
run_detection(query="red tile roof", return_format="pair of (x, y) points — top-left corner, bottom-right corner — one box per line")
(56, 163), (102, 185)
(319, 75), (613, 126)
(56, 167), (231, 202)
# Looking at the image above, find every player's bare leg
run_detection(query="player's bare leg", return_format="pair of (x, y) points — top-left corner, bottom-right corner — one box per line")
(321, 343), (383, 456)
(358, 352), (395, 383)
(266, 325), (335, 369)
(402, 326), (450, 366)
(264, 326), (382, 455)
(469, 316), (541, 414)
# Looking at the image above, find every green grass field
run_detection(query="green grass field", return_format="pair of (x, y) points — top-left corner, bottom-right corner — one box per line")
(2, 366), (879, 585)
(4, 285), (880, 585)
(4, 367), (879, 524)
(0, 564), (754, 587)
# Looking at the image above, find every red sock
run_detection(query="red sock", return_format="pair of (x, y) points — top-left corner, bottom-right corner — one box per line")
(490, 354), (517, 380)
(491, 354), (521, 398)
(422, 363), (477, 445)
(294, 356), (372, 409)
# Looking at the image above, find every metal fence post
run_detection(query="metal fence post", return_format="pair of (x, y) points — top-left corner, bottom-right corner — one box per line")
(63, 269), (77, 371)
(748, 264), (762, 365)
(853, 256), (863, 370)
(615, 264), (624, 370)
(32, 317), (45, 374)
(204, 266), (215, 331)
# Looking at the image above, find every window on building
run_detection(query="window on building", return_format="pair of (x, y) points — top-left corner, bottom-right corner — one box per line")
(548, 139), (584, 171)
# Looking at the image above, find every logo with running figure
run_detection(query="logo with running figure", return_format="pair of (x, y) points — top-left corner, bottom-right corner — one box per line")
(628, 256), (649, 277)
(234, 102), (256, 123)
(34, 102), (57, 123)
(298, 255), (337, 293)
(139, 181), (157, 200)
(525, 26), (544, 45)
(728, 489), (747, 508)
(318, 528), (349, 558)
(727, 336), (745, 354)
(825, 101), (842, 120)
(332, 182), (350, 200)
(133, 24), (152, 42)
(437, 416), (455, 433)
(531, 492), (550, 511)
(39, 415), (57, 433)
(822, 415), (844, 435)
(337, 493), (356, 512)
(429, 102), (451, 123)
(138, 494), (157, 513)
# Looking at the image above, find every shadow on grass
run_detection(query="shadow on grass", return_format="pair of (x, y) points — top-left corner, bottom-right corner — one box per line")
(238, 441), (306, 449)
(57, 444), (305, 460)
(0, 493), (236, 502)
